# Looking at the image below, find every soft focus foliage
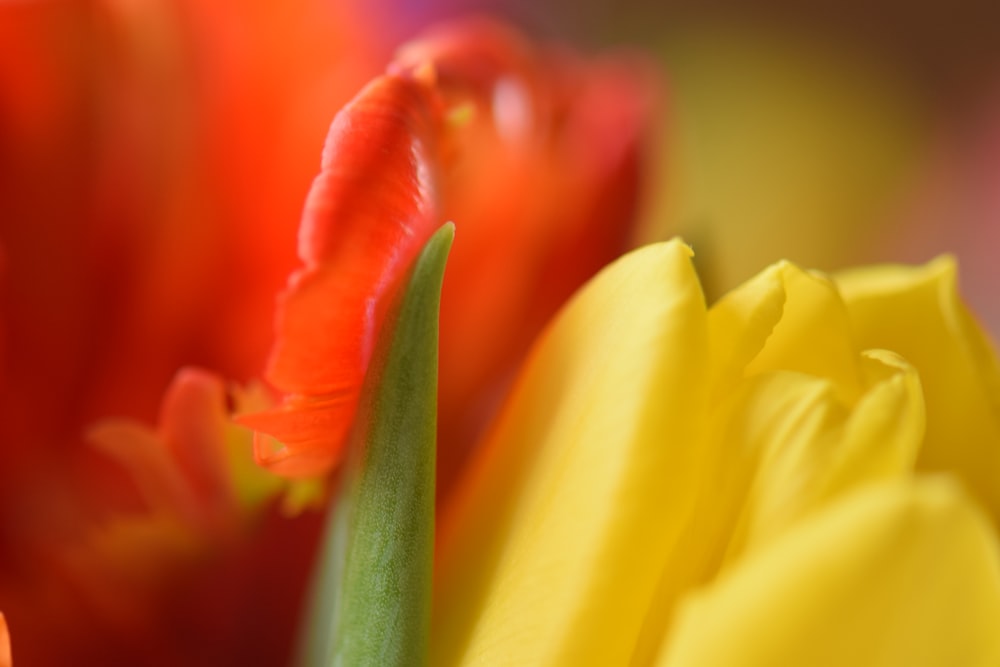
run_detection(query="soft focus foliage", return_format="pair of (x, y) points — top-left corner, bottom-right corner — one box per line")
(435, 239), (1000, 664)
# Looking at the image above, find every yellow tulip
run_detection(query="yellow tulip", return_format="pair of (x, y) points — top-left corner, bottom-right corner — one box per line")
(433, 239), (1000, 665)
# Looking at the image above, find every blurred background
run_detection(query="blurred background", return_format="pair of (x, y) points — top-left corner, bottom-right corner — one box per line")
(4, 0), (997, 372)
(386, 0), (1000, 335)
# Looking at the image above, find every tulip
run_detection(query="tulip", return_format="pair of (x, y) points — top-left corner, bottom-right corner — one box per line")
(0, 10), (653, 665)
(237, 18), (655, 491)
(234, 19), (654, 666)
(0, 1), (383, 664)
(433, 239), (1000, 664)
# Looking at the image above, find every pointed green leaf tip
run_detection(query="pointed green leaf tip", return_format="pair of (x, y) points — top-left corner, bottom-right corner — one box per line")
(299, 223), (455, 667)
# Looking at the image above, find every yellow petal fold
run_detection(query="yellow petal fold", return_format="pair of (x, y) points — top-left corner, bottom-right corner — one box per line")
(704, 260), (924, 560)
(658, 477), (1000, 667)
(740, 262), (861, 403)
(836, 257), (1000, 525)
(633, 261), (926, 663)
(718, 350), (924, 562)
(433, 240), (709, 666)
(705, 260), (787, 400)
(633, 357), (925, 663)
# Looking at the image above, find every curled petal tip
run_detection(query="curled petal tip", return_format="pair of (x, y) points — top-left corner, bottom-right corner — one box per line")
(242, 73), (444, 476)
(245, 20), (656, 480)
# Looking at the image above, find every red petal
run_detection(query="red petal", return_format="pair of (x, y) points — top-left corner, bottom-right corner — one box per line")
(239, 392), (356, 478)
(158, 367), (235, 514)
(239, 73), (441, 474)
(242, 19), (656, 481)
(87, 367), (238, 531)
(0, 612), (10, 667)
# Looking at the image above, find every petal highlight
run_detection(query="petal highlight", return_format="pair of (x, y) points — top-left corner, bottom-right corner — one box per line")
(237, 74), (441, 476)
(433, 240), (709, 665)
(658, 477), (1000, 666)
(836, 256), (1000, 525)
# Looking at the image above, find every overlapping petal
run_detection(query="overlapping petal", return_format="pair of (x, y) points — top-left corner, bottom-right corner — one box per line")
(237, 19), (656, 483)
(659, 478), (1000, 666)
(836, 257), (1000, 524)
(433, 240), (709, 665)
(435, 244), (994, 664)
(89, 368), (286, 534)
(632, 258), (926, 663)
(236, 74), (442, 477)
(0, 14), (656, 665)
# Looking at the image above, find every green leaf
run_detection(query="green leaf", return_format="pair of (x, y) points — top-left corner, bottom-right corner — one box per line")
(298, 223), (455, 667)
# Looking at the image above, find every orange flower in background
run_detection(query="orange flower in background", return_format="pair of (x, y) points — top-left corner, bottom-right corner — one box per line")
(238, 18), (655, 490)
(0, 0), (383, 664)
(0, 9), (654, 665)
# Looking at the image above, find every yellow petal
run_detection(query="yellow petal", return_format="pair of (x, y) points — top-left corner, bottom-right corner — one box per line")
(824, 350), (925, 494)
(632, 352), (924, 663)
(432, 240), (710, 666)
(633, 259), (926, 663)
(705, 260), (787, 400)
(707, 259), (863, 404)
(721, 349), (924, 561)
(708, 259), (924, 555)
(740, 262), (862, 403)
(836, 257), (1000, 525)
(658, 477), (1000, 667)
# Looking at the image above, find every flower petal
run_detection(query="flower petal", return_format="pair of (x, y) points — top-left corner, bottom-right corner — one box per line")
(410, 19), (658, 492)
(88, 368), (285, 531)
(237, 73), (441, 476)
(0, 612), (11, 667)
(433, 240), (709, 665)
(742, 262), (862, 402)
(632, 352), (924, 663)
(715, 351), (924, 562)
(238, 19), (655, 482)
(633, 262), (925, 663)
(836, 256), (1000, 525)
(658, 477), (1000, 666)
(706, 260), (787, 398)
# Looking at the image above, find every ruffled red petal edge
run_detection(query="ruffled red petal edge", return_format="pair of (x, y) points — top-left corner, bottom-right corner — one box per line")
(234, 72), (442, 477)
(236, 19), (654, 479)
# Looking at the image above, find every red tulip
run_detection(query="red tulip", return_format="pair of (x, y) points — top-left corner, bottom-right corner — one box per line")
(239, 18), (657, 493)
(0, 10), (654, 664)
(0, 1), (383, 663)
